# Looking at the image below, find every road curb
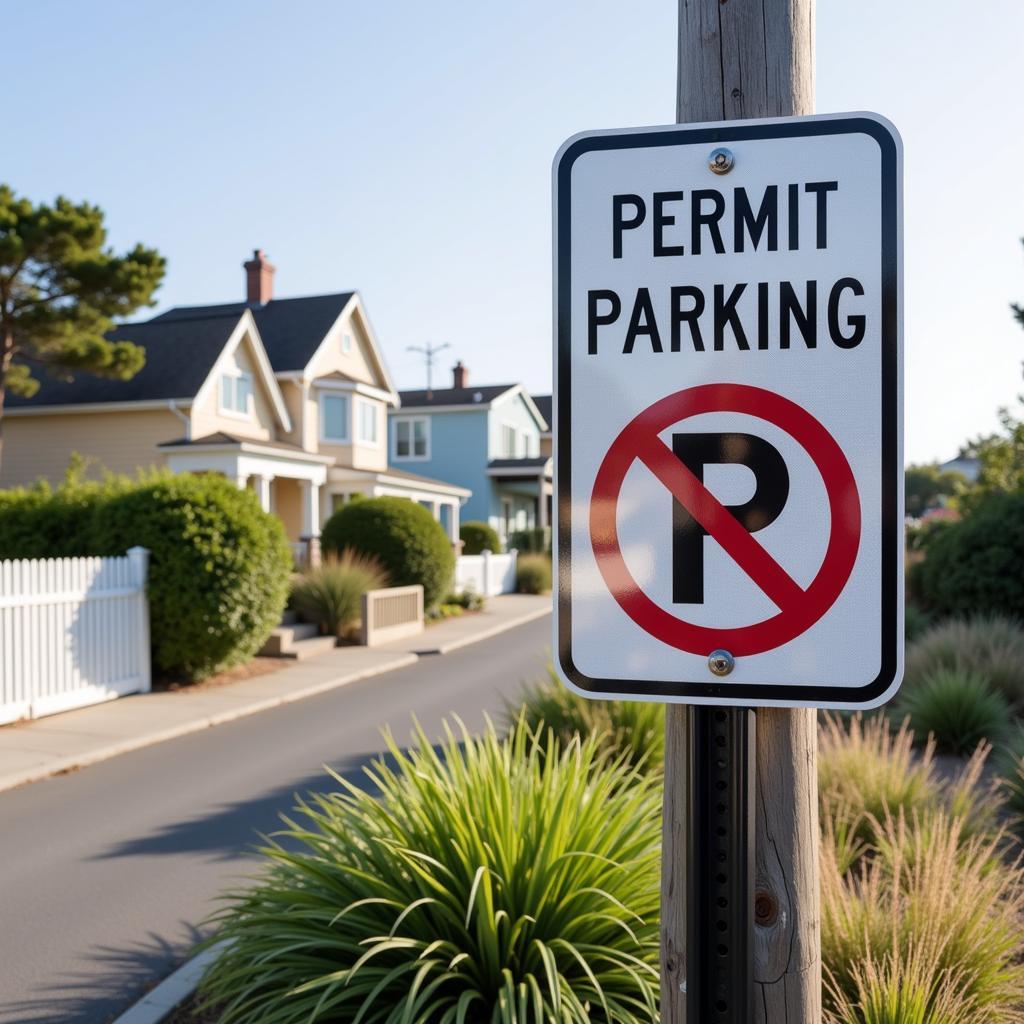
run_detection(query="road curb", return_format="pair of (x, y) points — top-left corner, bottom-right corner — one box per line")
(412, 605), (553, 655)
(0, 654), (417, 795)
(111, 944), (225, 1024)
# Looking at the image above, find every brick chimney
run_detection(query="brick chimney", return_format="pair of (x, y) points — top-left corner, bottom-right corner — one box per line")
(452, 360), (468, 389)
(243, 249), (275, 305)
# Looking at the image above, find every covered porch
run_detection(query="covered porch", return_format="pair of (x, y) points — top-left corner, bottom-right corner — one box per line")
(158, 434), (333, 558)
(487, 456), (553, 542)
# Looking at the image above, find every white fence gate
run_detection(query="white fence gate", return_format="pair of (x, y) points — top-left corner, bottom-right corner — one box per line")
(0, 548), (151, 725)
(455, 549), (518, 597)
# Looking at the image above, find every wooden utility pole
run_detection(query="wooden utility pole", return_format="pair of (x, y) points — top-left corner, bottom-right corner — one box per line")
(661, 2), (821, 1023)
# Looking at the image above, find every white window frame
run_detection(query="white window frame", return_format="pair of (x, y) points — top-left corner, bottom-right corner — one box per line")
(218, 370), (253, 419)
(501, 423), (520, 458)
(341, 332), (353, 354)
(356, 398), (380, 447)
(319, 392), (351, 444)
(392, 416), (431, 462)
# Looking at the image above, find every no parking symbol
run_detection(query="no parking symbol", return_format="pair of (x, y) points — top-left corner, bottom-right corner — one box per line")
(589, 384), (860, 658)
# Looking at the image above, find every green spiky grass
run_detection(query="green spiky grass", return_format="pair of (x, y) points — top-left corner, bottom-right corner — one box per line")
(198, 720), (661, 1024)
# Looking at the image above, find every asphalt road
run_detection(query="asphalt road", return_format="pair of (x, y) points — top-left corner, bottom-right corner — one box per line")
(0, 616), (551, 1024)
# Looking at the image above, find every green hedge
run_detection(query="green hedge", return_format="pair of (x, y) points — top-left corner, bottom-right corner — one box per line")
(321, 496), (454, 608)
(0, 472), (292, 680)
(459, 519), (501, 555)
(508, 526), (550, 554)
(915, 491), (1024, 620)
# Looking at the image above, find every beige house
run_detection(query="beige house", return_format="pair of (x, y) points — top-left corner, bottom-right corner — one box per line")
(0, 251), (469, 557)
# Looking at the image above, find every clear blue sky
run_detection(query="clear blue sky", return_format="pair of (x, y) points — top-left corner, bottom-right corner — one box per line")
(6, 0), (1023, 464)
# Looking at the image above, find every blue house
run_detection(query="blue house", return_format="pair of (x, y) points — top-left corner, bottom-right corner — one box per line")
(389, 362), (551, 545)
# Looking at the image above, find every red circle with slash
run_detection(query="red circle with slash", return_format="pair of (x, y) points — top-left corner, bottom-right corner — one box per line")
(589, 383), (861, 656)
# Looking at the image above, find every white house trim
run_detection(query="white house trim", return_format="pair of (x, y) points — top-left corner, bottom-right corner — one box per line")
(191, 310), (293, 434)
(4, 399), (193, 418)
(300, 294), (400, 405)
(313, 378), (394, 404)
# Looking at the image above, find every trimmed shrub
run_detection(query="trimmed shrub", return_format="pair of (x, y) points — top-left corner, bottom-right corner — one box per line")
(508, 526), (550, 554)
(93, 475), (291, 678)
(199, 720), (661, 1023)
(459, 520), (501, 555)
(896, 668), (1010, 754)
(321, 496), (454, 608)
(915, 491), (1024, 620)
(289, 550), (387, 639)
(0, 471), (291, 680)
(905, 614), (1024, 704)
(510, 665), (665, 771)
(516, 553), (552, 594)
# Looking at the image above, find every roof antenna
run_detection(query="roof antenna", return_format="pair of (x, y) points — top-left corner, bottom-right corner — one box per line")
(406, 342), (450, 395)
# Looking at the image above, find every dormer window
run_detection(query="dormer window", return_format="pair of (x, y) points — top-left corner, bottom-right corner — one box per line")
(219, 371), (253, 416)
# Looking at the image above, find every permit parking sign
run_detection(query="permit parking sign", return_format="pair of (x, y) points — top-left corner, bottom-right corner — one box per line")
(553, 113), (903, 709)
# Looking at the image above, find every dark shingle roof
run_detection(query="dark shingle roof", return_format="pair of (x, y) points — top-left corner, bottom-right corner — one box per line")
(6, 315), (239, 409)
(153, 292), (355, 373)
(10, 291), (359, 410)
(398, 384), (516, 409)
(157, 432), (310, 454)
(532, 395), (552, 431)
(488, 457), (551, 470)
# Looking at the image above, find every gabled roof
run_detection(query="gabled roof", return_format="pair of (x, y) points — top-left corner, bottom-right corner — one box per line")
(6, 314), (239, 409)
(397, 384), (517, 409)
(152, 292), (356, 374)
(532, 395), (552, 432)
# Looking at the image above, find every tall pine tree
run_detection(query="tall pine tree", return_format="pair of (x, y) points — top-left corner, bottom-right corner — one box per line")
(0, 185), (165, 469)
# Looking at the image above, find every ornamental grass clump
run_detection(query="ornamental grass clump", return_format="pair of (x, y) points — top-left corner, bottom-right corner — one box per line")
(198, 720), (661, 1024)
(896, 668), (1011, 754)
(821, 811), (1024, 1024)
(818, 714), (1003, 862)
(289, 550), (388, 639)
(905, 615), (1024, 705)
(509, 666), (664, 772)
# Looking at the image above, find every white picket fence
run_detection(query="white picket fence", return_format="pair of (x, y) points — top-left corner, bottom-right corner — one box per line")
(0, 548), (151, 725)
(455, 549), (518, 597)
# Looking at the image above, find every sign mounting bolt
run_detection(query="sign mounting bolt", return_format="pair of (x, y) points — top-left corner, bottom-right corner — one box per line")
(708, 147), (734, 174)
(708, 649), (735, 676)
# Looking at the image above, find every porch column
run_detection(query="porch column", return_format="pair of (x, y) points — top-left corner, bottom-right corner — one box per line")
(449, 500), (460, 543)
(300, 479), (321, 537)
(254, 475), (273, 513)
(538, 475), (549, 531)
(431, 500), (442, 526)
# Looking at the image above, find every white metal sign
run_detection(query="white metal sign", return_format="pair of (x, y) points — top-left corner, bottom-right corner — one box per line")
(553, 113), (903, 709)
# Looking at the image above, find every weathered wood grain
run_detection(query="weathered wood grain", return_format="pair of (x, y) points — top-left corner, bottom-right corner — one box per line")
(663, 2), (820, 1021)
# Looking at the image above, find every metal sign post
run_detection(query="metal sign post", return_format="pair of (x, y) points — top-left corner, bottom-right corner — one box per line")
(552, 2), (904, 1022)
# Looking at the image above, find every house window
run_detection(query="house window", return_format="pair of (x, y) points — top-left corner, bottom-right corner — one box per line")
(502, 424), (519, 458)
(341, 333), (353, 354)
(219, 371), (252, 416)
(394, 417), (429, 460)
(321, 393), (350, 442)
(357, 400), (378, 445)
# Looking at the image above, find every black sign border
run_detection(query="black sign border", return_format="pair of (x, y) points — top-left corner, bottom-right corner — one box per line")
(555, 116), (901, 706)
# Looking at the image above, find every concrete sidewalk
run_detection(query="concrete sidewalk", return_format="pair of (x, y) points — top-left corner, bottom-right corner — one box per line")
(0, 593), (551, 795)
